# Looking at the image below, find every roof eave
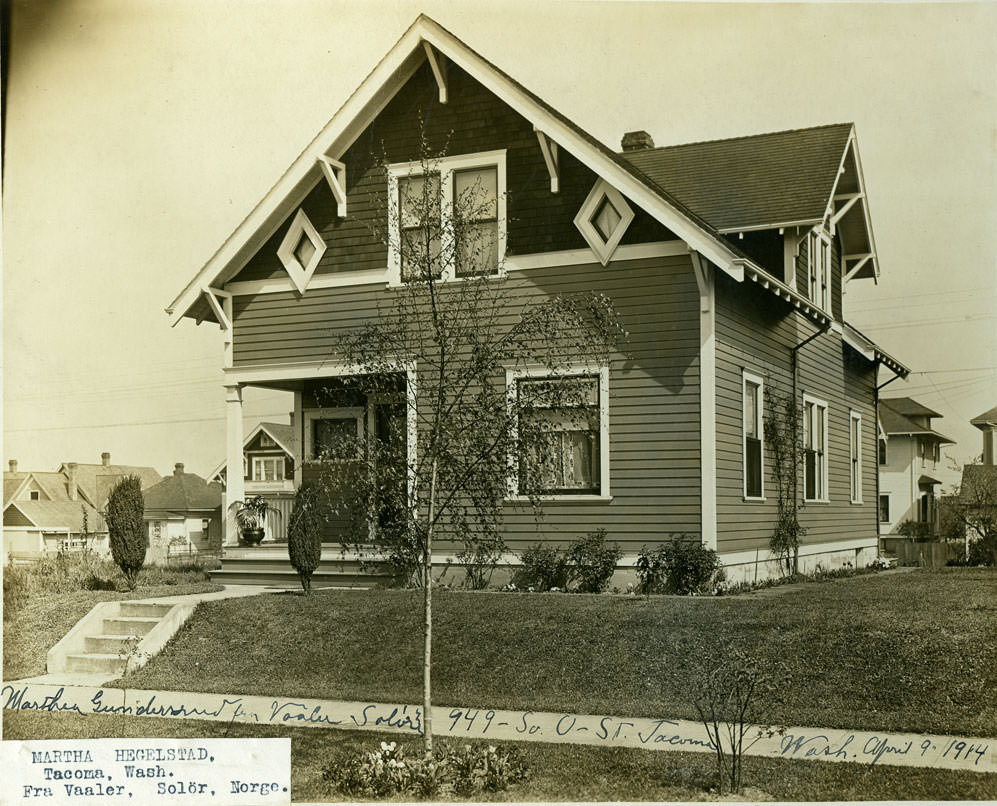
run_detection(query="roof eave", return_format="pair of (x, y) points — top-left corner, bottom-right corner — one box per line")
(167, 15), (747, 324)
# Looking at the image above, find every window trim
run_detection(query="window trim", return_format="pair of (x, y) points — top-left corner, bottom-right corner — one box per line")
(742, 370), (765, 501)
(802, 393), (830, 503)
(387, 150), (507, 285)
(277, 208), (327, 294)
(303, 407), (366, 461)
(574, 178), (635, 266)
(506, 363), (611, 502)
(849, 410), (863, 504)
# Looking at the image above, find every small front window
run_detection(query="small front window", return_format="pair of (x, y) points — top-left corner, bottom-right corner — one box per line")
(517, 375), (601, 496)
(252, 457), (285, 482)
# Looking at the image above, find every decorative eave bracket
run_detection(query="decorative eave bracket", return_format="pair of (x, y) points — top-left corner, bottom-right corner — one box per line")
(422, 41), (448, 104)
(843, 253), (873, 282)
(533, 127), (560, 193)
(317, 156), (347, 217)
(200, 287), (232, 330)
(831, 192), (863, 226)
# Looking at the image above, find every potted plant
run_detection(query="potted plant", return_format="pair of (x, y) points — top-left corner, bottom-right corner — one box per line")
(234, 496), (273, 546)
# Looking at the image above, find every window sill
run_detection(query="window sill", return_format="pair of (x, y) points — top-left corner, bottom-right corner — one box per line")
(743, 495), (766, 503)
(850, 499), (864, 505)
(505, 494), (613, 504)
(386, 271), (506, 289)
(803, 499), (831, 505)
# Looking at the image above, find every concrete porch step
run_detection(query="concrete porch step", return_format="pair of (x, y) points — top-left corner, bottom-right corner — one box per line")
(65, 652), (127, 675)
(209, 568), (386, 588)
(101, 616), (161, 636)
(118, 602), (174, 618)
(84, 634), (140, 654)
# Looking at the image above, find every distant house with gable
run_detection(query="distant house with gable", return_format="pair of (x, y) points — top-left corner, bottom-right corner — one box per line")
(3, 453), (161, 560)
(209, 421), (297, 542)
(878, 398), (954, 537)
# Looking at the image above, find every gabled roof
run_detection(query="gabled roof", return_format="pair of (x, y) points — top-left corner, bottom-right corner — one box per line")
(57, 463), (162, 509)
(622, 124), (852, 232)
(622, 123), (879, 281)
(880, 398), (953, 443)
(882, 397), (943, 420)
(167, 14), (757, 326)
(960, 464), (997, 502)
(970, 405), (997, 430)
(4, 471), (79, 506)
(4, 499), (102, 532)
(208, 421), (296, 482)
(143, 469), (223, 514)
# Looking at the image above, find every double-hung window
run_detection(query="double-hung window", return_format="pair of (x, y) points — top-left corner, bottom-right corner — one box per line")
(849, 411), (862, 503)
(743, 372), (764, 499)
(389, 151), (506, 284)
(803, 395), (829, 502)
(508, 366), (609, 498)
(252, 456), (285, 482)
(807, 228), (832, 311)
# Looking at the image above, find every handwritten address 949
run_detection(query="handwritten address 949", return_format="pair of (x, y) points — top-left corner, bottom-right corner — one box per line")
(2, 683), (993, 775)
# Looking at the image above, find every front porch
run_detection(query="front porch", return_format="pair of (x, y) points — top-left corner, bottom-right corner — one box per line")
(210, 544), (397, 588)
(222, 362), (415, 548)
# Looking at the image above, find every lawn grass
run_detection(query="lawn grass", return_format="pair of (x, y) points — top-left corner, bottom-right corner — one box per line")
(114, 567), (997, 736)
(5, 709), (995, 802)
(3, 582), (222, 681)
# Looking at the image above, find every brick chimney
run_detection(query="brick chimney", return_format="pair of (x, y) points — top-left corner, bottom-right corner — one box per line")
(8, 459), (17, 473)
(621, 130), (655, 151)
(66, 462), (78, 501)
(174, 463), (185, 476)
(102, 452), (111, 467)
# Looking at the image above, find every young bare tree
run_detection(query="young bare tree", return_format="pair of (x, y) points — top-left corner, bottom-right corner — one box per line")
(315, 137), (626, 753)
(949, 463), (997, 564)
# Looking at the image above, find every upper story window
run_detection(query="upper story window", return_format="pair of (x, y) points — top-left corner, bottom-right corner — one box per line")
(803, 394), (829, 503)
(388, 151), (506, 284)
(743, 371), (764, 500)
(878, 437), (887, 465)
(807, 228), (832, 312)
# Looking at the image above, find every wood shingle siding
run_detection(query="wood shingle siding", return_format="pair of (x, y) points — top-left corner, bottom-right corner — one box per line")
(229, 61), (675, 287)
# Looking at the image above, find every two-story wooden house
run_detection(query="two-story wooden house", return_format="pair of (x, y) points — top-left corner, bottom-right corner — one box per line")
(877, 397), (954, 540)
(167, 16), (908, 583)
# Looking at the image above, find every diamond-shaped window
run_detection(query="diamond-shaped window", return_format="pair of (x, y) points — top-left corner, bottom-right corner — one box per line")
(277, 208), (326, 294)
(573, 179), (635, 266)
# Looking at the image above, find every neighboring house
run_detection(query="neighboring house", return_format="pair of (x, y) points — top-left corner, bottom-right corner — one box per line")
(3, 453), (161, 561)
(142, 463), (224, 562)
(877, 397), (954, 537)
(166, 16), (910, 581)
(209, 421), (297, 541)
(970, 405), (997, 466)
(957, 406), (997, 553)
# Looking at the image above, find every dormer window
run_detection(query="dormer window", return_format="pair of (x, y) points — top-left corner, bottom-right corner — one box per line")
(388, 151), (506, 284)
(807, 228), (832, 311)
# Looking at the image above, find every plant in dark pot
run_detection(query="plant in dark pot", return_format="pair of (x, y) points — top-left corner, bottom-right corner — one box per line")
(234, 496), (273, 546)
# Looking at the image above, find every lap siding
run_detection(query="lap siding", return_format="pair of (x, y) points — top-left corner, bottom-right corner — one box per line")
(234, 253), (703, 556)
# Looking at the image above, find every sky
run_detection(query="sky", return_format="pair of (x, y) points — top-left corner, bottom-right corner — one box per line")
(3, 0), (996, 490)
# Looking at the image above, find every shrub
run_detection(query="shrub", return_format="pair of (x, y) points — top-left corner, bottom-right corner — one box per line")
(566, 528), (621, 593)
(968, 533), (997, 566)
(3, 562), (32, 619)
(897, 519), (933, 540)
(323, 740), (527, 799)
(637, 536), (725, 595)
(287, 482), (325, 593)
(105, 476), (146, 590)
(513, 544), (568, 591)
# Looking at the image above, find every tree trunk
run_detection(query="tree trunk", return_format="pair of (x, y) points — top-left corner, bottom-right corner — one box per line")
(423, 457), (438, 756)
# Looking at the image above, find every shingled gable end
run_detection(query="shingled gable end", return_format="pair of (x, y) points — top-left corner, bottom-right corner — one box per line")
(168, 15), (909, 584)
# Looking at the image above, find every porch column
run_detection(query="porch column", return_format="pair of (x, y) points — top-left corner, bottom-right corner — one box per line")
(224, 384), (245, 547)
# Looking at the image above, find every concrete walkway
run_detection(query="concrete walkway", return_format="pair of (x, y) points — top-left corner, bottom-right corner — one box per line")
(2, 678), (994, 775)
